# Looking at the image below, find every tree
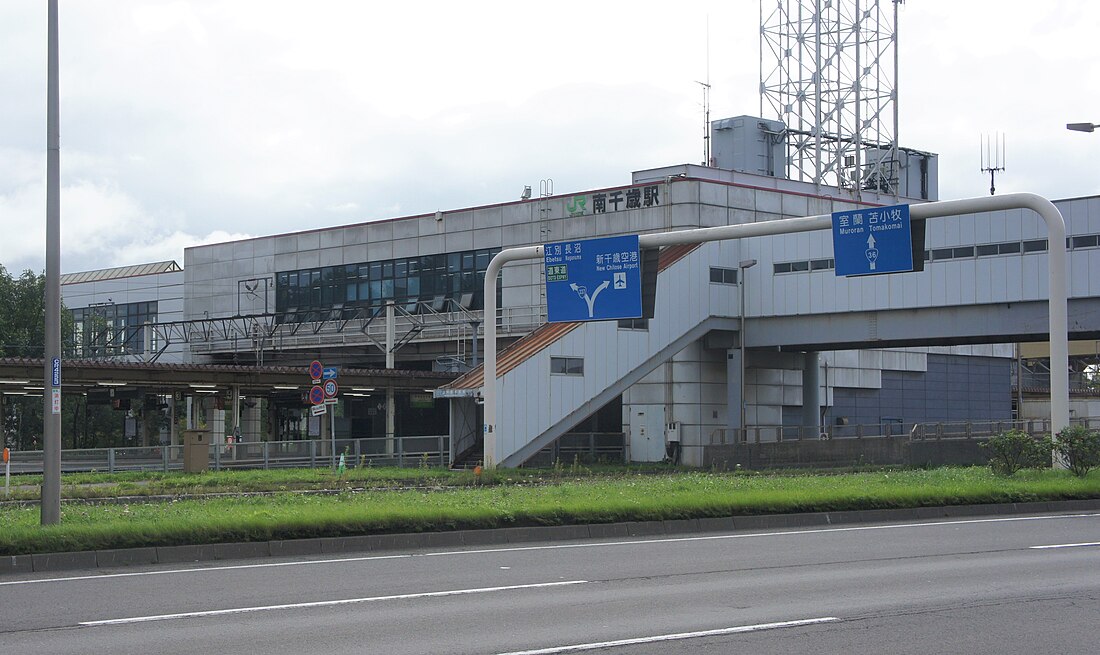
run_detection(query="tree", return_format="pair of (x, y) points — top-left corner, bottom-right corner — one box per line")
(0, 264), (47, 358)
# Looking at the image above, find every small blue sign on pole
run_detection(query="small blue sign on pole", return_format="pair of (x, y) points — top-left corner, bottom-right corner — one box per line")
(322, 367), (338, 380)
(544, 234), (642, 323)
(51, 357), (61, 388)
(832, 204), (913, 277)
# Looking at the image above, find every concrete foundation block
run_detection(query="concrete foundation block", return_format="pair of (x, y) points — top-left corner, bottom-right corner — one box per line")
(0, 555), (33, 574)
(96, 547), (159, 569)
(156, 544), (218, 564)
(212, 541), (270, 561)
(31, 550), (99, 572)
(270, 539), (325, 558)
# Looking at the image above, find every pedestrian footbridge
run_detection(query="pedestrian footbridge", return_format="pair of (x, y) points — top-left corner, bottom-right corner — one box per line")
(440, 197), (1100, 467)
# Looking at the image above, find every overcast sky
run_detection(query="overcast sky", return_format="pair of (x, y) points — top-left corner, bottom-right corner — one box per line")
(1, 1), (1097, 275)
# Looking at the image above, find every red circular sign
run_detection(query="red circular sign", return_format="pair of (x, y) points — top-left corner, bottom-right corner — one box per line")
(309, 385), (325, 405)
(323, 379), (339, 398)
(309, 360), (323, 380)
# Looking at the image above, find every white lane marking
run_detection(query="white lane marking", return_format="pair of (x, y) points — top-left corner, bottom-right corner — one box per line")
(493, 617), (841, 655)
(0, 553), (412, 587)
(8, 512), (1099, 588)
(1030, 542), (1100, 550)
(78, 580), (588, 626)
(421, 512), (1100, 559)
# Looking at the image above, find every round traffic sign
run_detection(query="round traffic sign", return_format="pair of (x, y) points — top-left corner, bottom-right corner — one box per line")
(309, 360), (323, 380)
(323, 379), (339, 398)
(309, 385), (325, 405)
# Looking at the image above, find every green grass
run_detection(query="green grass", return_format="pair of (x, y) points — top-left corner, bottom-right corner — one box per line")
(1, 467), (1098, 556)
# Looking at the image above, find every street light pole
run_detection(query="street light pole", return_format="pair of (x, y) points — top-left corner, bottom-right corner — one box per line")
(738, 259), (757, 444)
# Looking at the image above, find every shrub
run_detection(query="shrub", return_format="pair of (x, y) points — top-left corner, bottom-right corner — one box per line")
(1053, 425), (1100, 477)
(981, 430), (1052, 475)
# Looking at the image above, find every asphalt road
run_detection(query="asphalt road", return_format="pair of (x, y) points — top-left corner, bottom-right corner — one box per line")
(1, 511), (1098, 654)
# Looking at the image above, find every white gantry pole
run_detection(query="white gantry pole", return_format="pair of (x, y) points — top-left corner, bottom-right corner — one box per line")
(479, 193), (1068, 467)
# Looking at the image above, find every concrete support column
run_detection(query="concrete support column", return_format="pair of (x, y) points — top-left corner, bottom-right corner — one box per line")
(242, 402), (262, 443)
(726, 348), (744, 443)
(170, 395), (178, 446)
(205, 400), (225, 448)
(802, 351), (821, 436)
(386, 388), (396, 456)
(385, 302), (396, 457)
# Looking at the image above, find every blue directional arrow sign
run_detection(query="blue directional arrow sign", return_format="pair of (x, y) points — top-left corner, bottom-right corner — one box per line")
(832, 203), (913, 277)
(544, 234), (642, 323)
(322, 367), (338, 380)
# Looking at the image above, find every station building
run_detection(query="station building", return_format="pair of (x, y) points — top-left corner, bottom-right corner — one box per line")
(55, 116), (1100, 466)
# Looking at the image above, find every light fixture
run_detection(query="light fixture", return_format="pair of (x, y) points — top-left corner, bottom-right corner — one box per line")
(24, 386), (44, 392)
(189, 383), (218, 389)
(0, 379), (30, 385)
(273, 385), (299, 390)
(1066, 122), (1097, 133)
(351, 387), (375, 392)
(193, 389), (220, 394)
(96, 381), (129, 387)
(2, 391), (28, 396)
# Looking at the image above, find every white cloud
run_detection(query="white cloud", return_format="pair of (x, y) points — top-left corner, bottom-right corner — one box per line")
(2, 0), (1098, 277)
(113, 229), (254, 268)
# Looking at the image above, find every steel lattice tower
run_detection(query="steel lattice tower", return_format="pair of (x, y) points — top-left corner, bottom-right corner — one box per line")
(760, 0), (901, 197)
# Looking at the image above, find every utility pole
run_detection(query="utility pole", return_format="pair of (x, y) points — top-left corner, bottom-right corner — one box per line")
(42, 0), (62, 525)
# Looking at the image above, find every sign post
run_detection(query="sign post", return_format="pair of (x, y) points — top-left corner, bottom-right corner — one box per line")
(3, 447), (9, 497)
(324, 371), (339, 469)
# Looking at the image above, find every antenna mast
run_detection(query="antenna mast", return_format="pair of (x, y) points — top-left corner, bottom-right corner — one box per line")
(699, 16), (712, 166)
(761, 0), (903, 197)
(980, 133), (1006, 195)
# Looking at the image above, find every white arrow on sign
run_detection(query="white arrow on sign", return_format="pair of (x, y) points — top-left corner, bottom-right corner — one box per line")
(569, 280), (610, 318)
(867, 234), (877, 249)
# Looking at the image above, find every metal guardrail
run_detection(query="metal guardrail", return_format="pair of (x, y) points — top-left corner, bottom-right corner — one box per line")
(3, 436), (451, 476)
(528, 432), (626, 466)
(709, 417), (1100, 445)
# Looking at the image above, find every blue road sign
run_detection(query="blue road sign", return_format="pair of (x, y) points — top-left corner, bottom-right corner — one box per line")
(51, 357), (61, 387)
(322, 367), (338, 380)
(544, 234), (642, 323)
(832, 204), (913, 277)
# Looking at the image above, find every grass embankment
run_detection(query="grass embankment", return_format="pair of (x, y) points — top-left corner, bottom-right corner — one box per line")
(1, 467), (1098, 556)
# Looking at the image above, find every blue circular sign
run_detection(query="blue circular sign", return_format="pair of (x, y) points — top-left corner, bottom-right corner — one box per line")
(309, 385), (325, 405)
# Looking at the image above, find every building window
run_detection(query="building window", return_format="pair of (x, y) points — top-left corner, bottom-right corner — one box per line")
(274, 247), (500, 323)
(68, 301), (158, 357)
(1022, 239), (1048, 253)
(709, 267), (738, 284)
(1072, 234), (1099, 249)
(550, 356), (584, 375)
(617, 318), (649, 330)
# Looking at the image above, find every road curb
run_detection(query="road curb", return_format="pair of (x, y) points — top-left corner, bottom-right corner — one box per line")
(3, 499), (1099, 575)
